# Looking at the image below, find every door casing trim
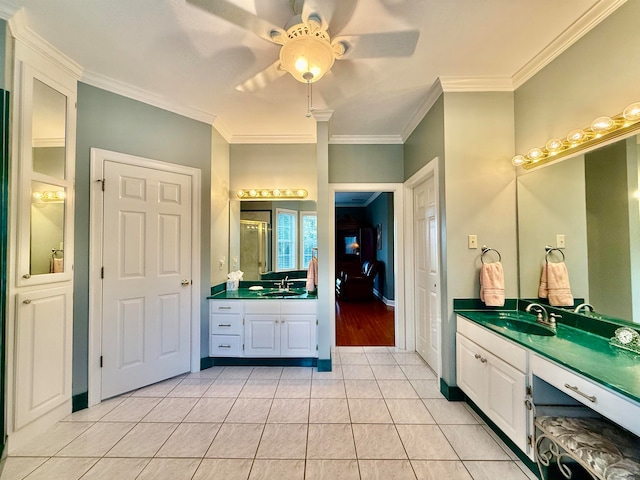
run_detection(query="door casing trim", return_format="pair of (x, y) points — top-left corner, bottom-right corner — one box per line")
(88, 148), (201, 406)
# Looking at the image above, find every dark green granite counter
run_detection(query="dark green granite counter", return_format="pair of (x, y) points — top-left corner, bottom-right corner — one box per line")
(456, 309), (640, 405)
(208, 287), (317, 300)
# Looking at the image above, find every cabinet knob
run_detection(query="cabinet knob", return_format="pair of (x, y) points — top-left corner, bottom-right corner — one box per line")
(480, 357), (487, 363)
(23, 299), (32, 305)
(474, 354), (481, 360)
(22, 273), (31, 279)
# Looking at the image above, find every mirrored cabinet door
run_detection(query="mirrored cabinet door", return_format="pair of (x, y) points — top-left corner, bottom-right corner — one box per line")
(17, 64), (75, 286)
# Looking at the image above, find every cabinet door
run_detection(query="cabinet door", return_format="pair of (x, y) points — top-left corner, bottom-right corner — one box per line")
(455, 333), (485, 406)
(280, 314), (316, 357)
(485, 350), (527, 452)
(244, 314), (279, 356)
(15, 286), (72, 429)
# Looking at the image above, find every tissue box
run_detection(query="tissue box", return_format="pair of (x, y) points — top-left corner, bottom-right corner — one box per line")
(226, 279), (239, 291)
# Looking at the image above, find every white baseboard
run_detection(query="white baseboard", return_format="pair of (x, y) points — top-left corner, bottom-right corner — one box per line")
(373, 288), (395, 307)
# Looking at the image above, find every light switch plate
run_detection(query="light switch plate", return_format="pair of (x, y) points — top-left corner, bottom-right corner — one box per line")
(468, 235), (478, 249)
(556, 234), (566, 248)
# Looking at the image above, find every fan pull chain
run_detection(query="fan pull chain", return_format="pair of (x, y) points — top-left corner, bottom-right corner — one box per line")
(305, 80), (315, 118)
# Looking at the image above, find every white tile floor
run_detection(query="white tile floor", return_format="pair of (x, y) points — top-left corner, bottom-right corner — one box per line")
(0, 347), (538, 480)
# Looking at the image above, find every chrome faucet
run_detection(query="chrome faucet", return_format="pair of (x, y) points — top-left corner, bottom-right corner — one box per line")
(275, 275), (290, 291)
(525, 303), (560, 329)
(574, 303), (594, 314)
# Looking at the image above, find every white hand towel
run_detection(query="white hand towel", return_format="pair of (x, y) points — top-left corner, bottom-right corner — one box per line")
(480, 261), (505, 307)
(306, 257), (318, 291)
(546, 261), (573, 306)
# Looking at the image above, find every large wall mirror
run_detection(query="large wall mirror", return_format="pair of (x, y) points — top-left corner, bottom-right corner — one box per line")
(517, 134), (640, 324)
(229, 200), (317, 281)
(23, 75), (70, 278)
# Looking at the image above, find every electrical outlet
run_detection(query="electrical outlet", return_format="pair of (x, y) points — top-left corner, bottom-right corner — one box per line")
(556, 234), (566, 248)
(468, 235), (478, 249)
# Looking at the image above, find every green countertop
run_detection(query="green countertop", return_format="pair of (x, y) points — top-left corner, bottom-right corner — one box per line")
(456, 310), (640, 405)
(208, 288), (317, 300)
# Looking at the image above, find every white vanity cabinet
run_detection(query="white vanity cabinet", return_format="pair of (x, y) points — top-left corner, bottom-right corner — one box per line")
(456, 315), (530, 455)
(209, 300), (243, 357)
(209, 299), (317, 358)
(245, 300), (317, 357)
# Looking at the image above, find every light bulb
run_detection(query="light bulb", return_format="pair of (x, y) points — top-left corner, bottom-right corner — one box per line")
(567, 129), (587, 144)
(545, 139), (563, 153)
(623, 102), (640, 122)
(237, 190), (245, 198)
(527, 148), (544, 161)
(273, 189), (281, 197)
(591, 116), (614, 133)
(249, 190), (257, 197)
(297, 189), (307, 197)
(511, 155), (526, 167)
(33, 191), (43, 200)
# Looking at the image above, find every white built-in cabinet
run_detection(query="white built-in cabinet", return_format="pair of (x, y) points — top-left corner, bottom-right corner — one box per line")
(210, 300), (317, 358)
(7, 39), (77, 450)
(456, 316), (530, 456)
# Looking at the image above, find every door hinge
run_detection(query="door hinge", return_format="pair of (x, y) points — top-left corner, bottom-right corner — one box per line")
(100, 356), (103, 368)
(101, 178), (105, 191)
(101, 267), (104, 279)
(526, 386), (533, 396)
(243, 318), (245, 325)
(316, 319), (318, 325)
(316, 345), (318, 351)
(527, 435), (533, 447)
(242, 344), (244, 351)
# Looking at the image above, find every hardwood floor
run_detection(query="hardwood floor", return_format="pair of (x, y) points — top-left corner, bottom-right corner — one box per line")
(335, 298), (395, 346)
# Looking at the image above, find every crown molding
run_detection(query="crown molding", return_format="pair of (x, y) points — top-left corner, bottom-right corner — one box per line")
(400, 79), (443, 142)
(311, 109), (333, 122)
(8, 9), (83, 80)
(0, 1), (18, 20)
(439, 76), (514, 92)
(82, 70), (217, 126)
(229, 133), (316, 144)
(212, 118), (233, 143)
(512, 0), (627, 89)
(329, 135), (403, 145)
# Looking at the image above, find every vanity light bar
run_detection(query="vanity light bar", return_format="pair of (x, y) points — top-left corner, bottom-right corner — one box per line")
(236, 188), (308, 199)
(512, 101), (640, 169)
(32, 190), (65, 201)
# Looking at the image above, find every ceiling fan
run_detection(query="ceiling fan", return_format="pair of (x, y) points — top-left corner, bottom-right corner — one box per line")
(186, 0), (420, 93)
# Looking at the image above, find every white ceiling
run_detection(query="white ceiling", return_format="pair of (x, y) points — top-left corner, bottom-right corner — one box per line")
(0, 0), (623, 144)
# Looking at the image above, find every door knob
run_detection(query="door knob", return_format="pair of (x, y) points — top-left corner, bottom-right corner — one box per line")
(181, 279), (191, 286)
(22, 273), (31, 279)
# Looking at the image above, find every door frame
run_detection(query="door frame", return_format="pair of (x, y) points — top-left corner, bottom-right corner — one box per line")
(329, 183), (405, 349)
(403, 158), (442, 376)
(88, 148), (201, 406)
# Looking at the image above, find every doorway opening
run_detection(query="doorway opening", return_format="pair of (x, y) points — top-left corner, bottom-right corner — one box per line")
(334, 191), (395, 346)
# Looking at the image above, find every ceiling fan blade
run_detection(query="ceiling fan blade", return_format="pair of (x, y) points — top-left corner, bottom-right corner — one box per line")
(336, 30), (420, 59)
(235, 60), (287, 93)
(297, 0), (357, 35)
(187, 0), (285, 44)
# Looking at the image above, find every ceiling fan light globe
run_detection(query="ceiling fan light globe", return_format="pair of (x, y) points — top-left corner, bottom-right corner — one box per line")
(279, 34), (335, 83)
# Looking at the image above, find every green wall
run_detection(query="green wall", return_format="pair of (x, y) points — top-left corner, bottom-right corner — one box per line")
(329, 144), (403, 183)
(404, 95), (445, 181)
(366, 192), (394, 300)
(74, 83), (212, 397)
(514, 0), (640, 153)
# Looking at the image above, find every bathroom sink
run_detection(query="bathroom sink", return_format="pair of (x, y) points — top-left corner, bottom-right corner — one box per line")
(259, 289), (306, 298)
(490, 314), (555, 336)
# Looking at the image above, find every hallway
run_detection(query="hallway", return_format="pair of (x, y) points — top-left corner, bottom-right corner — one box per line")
(336, 300), (395, 347)
(0, 348), (535, 480)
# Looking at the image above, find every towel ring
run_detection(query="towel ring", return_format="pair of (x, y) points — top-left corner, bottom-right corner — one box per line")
(481, 246), (501, 264)
(545, 246), (565, 263)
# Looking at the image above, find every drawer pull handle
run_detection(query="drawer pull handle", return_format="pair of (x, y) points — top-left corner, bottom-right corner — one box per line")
(474, 353), (487, 363)
(218, 306), (232, 310)
(218, 323), (232, 327)
(23, 299), (32, 305)
(218, 344), (231, 348)
(564, 383), (596, 403)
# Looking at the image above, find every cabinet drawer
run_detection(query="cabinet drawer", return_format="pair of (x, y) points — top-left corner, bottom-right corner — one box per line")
(531, 354), (640, 437)
(210, 301), (243, 314)
(210, 314), (242, 335)
(210, 335), (241, 357)
(457, 315), (527, 372)
(245, 301), (280, 315)
(281, 300), (316, 315)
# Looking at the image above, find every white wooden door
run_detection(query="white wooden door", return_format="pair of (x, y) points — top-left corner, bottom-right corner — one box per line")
(244, 315), (280, 356)
(414, 175), (439, 370)
(14, 287), (73, 429)
(280, 315), (316, 357)
(101, 161), (192, 399)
